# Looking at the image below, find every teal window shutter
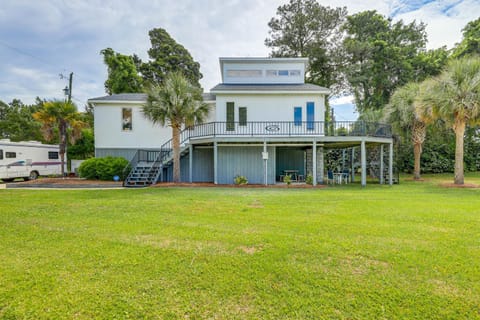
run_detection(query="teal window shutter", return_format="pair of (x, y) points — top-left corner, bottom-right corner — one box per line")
(226, 102), (234, 131)
(239, 107), (247, 126)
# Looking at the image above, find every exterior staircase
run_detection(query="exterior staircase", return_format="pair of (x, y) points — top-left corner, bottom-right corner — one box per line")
(124, 161), (161, 187)
(123, 130), (191, 187)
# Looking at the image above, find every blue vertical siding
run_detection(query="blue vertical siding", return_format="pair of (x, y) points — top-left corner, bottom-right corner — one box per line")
(193, 147), (214, 182)
(217, 146), (276, 184)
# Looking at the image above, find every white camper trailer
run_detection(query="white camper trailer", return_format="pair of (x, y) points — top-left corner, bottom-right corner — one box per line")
(0, 139), (65, 182)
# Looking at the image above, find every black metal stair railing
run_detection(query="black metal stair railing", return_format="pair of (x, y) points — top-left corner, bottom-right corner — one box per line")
(125, 121), (392, 186)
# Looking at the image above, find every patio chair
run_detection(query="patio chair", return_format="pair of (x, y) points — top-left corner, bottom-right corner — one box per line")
(326, 170), (335, 184)
(342, 169), (350, 184)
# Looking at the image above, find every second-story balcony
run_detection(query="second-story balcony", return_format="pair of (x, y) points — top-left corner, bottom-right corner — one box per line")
(182, 121), (392, 142)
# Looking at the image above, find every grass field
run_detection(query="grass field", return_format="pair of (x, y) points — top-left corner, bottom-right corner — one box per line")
(1, 174), (480, 319)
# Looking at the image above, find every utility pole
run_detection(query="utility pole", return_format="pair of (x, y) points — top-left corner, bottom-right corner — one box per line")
(61, 72), (73, 102)
(68, 72), (73, 102)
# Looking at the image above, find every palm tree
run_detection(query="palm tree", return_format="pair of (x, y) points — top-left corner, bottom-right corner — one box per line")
(385, 82), (426, 180)
(142, 72), (209, 183)
(33, 100), (87, 176)
(415, 57), (480, 185)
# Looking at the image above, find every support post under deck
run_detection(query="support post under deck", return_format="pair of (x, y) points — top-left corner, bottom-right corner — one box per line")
(214, 141), (218, 184)
(361, 140), (366, 187)
(312, 139), (317, 186)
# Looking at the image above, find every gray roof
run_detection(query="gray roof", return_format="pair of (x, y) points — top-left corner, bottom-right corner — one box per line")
(88, 93), (147, 102)
(88, 92), (216, 103)
(210, 83), (330, 93)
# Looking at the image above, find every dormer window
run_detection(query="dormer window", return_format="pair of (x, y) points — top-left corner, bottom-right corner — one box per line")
(226, 70), (262, 77)
(266, 69), (301, 77)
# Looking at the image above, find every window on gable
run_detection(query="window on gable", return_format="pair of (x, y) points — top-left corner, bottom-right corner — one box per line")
(266, 70), (277, 76)
(226, 70), (262, 77)
(122, 108), (132, 131)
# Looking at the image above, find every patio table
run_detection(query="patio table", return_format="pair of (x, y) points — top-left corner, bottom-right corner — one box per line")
(284, 170), (299, 181)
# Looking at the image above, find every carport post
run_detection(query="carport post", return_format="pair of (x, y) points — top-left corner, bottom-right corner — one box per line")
(214, 141), (218, 184)
(189, 144), (193, 183)
(351, 147), (355, 182)
(361, 139), (366, 187)
(380, 145), (384, 184)
(312, 139), (317, 186)
(389, 142), (393, 186)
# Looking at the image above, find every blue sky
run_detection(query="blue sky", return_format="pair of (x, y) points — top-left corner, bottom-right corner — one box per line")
(0, 0), (478, 120)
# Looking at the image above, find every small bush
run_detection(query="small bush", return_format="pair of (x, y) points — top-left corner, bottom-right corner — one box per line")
(78, 157), (130, 180)
(305, 174), (313, 185)
(283, 174), (292, 186)
(234, 175), (248, 185)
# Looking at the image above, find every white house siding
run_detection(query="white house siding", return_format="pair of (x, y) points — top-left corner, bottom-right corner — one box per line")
(94, 103), (171, 150)
(215, 94), (326, 123)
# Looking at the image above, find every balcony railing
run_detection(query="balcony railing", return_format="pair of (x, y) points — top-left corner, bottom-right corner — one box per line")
(124, 121), (392, 184)
(184, 121), (392, 140)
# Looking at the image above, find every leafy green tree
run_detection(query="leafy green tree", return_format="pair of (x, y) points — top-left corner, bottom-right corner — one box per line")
(100, 48), (144, 94)
(34, 100), (87, 176)
(142, 72), (209, 182)
(0, 98), (43, 141)
(416, 57), (480, 185)
(452, 18), (480, 58)
(140, 28), (202, 87)
(343, 10), (427, 113)
(385, 83), (426, 179)
(265, 0), (347, 95)
(67, 128), (94, 160)
(411, 47), (450, 82)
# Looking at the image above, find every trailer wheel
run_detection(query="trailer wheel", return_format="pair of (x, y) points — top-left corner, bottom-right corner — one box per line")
(28, 171), (39, 180)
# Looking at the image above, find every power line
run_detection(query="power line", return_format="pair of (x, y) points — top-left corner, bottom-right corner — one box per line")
(0, 40), (59, 70)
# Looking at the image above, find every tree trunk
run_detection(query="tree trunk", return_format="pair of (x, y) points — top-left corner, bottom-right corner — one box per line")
(172, 125), (181, 183)
(413, 142), (422, 180)
(453, 119), (466, 185)
(412, 121), (426, 180)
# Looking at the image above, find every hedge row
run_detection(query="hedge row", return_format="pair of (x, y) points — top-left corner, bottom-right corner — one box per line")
(78, 157), (130, 180)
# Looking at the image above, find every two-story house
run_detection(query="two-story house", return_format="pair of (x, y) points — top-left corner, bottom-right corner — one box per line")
(89, 57), (394, 186)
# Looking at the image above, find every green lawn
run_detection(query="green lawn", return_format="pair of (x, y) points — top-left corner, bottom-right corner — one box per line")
(1, 174), (480, 319)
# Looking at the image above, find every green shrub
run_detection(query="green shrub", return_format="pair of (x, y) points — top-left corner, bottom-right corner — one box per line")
(305, 174), (313, 185)
(283, 174), (292, 186)
(234, 175), (248, 185)
(78, 157), (130, 180)
(78, 158), (98, 179)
